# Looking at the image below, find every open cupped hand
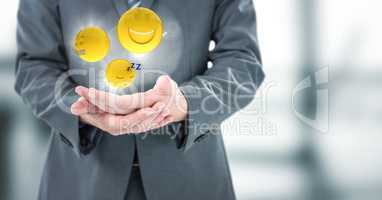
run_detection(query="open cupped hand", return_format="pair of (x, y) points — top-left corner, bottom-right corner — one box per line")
(70, 75), (188, 135)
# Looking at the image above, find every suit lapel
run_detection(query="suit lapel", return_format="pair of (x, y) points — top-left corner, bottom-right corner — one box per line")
(111, 0), (154, 16)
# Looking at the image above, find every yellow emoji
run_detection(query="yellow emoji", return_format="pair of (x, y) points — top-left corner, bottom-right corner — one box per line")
(117, 7), (163, 54)
(74, 27), (110, 62)
(105, 59), (136, 88)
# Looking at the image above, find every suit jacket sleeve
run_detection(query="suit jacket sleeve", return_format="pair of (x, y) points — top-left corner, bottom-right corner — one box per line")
(178, 0), (265, 152)
(15, 0), (97, 157)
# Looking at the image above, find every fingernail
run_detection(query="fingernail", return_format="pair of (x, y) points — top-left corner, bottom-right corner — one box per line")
(70, 106), (79, 115)
(75, 86), (82, 94)
(78, 96), (86, 102)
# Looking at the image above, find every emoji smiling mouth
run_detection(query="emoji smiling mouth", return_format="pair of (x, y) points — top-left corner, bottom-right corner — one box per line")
(128, 28), (155, 44)
(128, 28), (154, 36)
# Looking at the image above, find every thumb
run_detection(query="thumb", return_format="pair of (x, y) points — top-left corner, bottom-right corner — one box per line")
(154, 75), (173, 93)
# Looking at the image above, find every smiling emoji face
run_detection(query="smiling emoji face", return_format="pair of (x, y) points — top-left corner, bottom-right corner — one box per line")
(117, 7), (163, 54)
(105, 59), (136, 88)
(74, 27), (110, 62)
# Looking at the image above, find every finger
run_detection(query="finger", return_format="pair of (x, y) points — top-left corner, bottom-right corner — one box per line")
(116, 89), (160, 112)
(74, 97), (100, 114)
(119, 107), (160, 133)
(104, 90), (159, 114)
(71, 97), (88, 115)
(130, 115), (173, 133)
(75, 87), (108, 111)
(71, 97), (104, 115)
(129, 102), (167, 133)
(71, 97), (92, 115)
(115, 78), (173, 112)
(159, 116), (174, 127)
(128, 112), (161, 134)
(76, 86), (155, 115)
(75, 87), (118, 113)
(79, 113), (107, 130)
(85, 112), (128, 135)
(74, 86), (88, 98)
(153, 75), (174, 94)
(152, 102), (170, 124)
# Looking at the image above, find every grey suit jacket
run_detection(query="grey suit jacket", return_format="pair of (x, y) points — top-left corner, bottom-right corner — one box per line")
(15, 0), (264, 199)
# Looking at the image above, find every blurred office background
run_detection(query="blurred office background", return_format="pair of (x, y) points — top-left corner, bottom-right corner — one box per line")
(1, 0), (381, 199)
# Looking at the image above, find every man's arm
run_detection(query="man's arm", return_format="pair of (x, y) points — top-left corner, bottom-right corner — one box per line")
(15, 0), (95, 157)
(178, 0), (265, 151)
